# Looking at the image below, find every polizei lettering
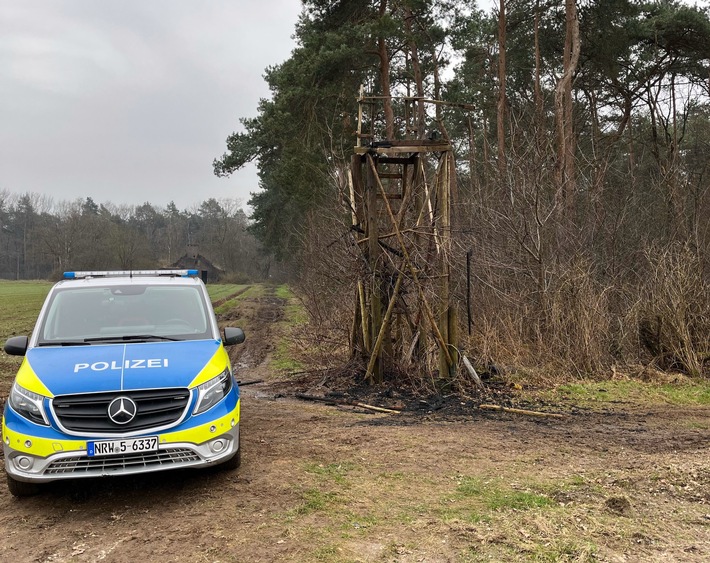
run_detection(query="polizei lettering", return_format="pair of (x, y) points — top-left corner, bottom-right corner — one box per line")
(74, 358), (169, 373)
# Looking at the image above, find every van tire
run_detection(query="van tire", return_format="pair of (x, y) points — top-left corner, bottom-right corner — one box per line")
(221, 447), (241, 470)
(7, 474), (40, 497)
(220, 429), (241, 470)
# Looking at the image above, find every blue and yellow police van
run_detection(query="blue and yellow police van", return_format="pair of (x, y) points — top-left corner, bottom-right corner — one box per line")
(2, 269), (245, 496)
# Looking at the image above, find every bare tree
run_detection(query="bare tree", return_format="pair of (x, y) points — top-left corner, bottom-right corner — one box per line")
(554, 0), (580, 217)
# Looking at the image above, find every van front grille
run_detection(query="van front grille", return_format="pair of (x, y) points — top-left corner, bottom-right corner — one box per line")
(45, 448), (201, 475)
(52, 388), (191, 433)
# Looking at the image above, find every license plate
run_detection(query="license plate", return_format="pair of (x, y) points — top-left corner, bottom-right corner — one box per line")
(87, 436), (159, 457)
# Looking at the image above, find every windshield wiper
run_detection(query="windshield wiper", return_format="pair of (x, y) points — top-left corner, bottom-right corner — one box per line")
(122, 335), (180, 341)
(83, 335), (180, 343)
(37, 340), (88, 347)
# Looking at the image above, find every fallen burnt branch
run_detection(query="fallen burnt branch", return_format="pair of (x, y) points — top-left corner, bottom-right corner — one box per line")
(479, 404), (565, 419)
(296, 393), (401, 414)
(284, 367), (333, 377)
(237, 379), (264, 386)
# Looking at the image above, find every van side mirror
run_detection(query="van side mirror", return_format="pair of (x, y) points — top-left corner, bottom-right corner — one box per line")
(4, 335), (29, 356)
(223, 327), (245, 346)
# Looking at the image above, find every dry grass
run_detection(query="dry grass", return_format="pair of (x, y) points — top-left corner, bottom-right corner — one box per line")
(232, 406), (710, 563)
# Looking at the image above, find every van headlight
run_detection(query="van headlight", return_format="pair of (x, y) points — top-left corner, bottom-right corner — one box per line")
(193, 368), (232, 415)
(8, 382), (50, 426)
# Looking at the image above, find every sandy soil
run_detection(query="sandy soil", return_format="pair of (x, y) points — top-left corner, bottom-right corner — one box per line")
(0, 288), (708, 562)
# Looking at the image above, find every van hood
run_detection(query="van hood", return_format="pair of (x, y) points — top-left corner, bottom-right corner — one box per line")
(25, 340), (223, 396)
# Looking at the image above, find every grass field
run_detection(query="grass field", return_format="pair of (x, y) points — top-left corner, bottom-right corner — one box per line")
(0, 281), (249, 337)
(0, 280), (52, 342)
(206, 283), (250, 302)
(212, 284), (262, 315)
(0, 280), (52, 387)
(271, 284), (307, 372)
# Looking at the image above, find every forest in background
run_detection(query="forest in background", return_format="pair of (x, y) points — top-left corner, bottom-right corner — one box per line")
(215, 0), (710, 380)
(2, 1), (708, 381)
(0, 192), (269, 282)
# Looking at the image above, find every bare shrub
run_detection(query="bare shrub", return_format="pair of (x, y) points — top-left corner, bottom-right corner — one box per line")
(544, 260), (612, 374)
(292, 201), (359, 370)
(288, 148), (708, 387)
(632, 243), (710, 376)
(460, 255), (615, 381)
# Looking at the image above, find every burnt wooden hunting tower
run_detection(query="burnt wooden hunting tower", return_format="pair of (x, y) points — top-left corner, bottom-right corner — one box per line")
(349, 89), (459, 384)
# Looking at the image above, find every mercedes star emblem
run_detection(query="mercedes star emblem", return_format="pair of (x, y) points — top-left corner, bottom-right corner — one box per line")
(107, 396), (138, 425)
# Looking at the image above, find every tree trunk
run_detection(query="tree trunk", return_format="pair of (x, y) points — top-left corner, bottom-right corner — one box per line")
(378, 0), (395, 139)
(404, 7), (426, 139)
(554, 0), (580, 217)
(497, 0), (507, 181)
(534, 0), (543, 124)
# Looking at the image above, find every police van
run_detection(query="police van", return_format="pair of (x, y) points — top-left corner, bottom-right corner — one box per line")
(2, 270), (245, 497)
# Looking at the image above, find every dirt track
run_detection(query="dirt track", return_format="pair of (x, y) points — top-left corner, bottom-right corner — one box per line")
(0, 289), (708, 562)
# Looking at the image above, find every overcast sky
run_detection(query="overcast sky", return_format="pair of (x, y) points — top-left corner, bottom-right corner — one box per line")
(0, 0), (302, 211)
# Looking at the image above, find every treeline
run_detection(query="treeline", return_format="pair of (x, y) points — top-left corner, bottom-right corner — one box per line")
(0, 191), (269, 282)
(215, 0), (710, 378)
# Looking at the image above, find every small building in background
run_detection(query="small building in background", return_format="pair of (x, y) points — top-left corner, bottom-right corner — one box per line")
(170, 245), (224, 283)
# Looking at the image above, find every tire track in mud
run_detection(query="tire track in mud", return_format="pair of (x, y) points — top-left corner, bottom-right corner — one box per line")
(210, 284), (252, 308)
(217, 285), (287, 375)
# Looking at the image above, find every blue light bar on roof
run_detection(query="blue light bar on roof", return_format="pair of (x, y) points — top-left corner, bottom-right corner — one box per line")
(63, 269), (199, 279)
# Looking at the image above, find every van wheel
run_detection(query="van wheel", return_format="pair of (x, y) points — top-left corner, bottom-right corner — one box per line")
(7, 475), (40, 497)
(220, 429), (241, 470)
(220, 447), (241, 470)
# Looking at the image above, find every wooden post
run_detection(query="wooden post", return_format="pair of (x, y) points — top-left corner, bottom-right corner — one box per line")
(351, 154), (370, 358)
(350, 288), (363, 358)
(358, 280), (370, 354)
(365, 270), (403, 381)
(438, 153), (456, 378)
(366, 155), (383, 384)
(357, 84), (364, 149)
(466, 249), (472, 336)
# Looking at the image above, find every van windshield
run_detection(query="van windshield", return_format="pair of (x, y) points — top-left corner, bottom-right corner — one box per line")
(36, 285), (213, 345)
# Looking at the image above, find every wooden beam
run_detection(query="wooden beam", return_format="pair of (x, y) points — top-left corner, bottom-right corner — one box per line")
(354, 144), (452, 155)
(366, 157), (383, 384)
(377, 156), (418, 165)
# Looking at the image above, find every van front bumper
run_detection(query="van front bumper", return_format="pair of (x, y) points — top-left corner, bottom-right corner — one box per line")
(3, 403), (240, 483)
